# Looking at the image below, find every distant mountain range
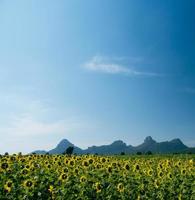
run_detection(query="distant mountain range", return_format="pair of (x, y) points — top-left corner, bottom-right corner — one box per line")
(32, 136), (195, 155)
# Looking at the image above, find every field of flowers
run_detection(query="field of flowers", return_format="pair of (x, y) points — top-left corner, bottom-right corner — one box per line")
(0, 154), (194, 200)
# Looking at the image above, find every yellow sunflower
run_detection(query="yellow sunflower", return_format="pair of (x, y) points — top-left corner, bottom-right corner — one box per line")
(48, 185), (54, 193)
(117, 183), (124, 193)
(95, 182), (102, 193)
(4, 180), (13, 193)
(59, 173), (68, 182)
(80, 175), (87, 183)
(23, 179), (35, 189)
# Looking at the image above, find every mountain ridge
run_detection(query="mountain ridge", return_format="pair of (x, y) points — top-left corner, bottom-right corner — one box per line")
(32, 136), (193, 155)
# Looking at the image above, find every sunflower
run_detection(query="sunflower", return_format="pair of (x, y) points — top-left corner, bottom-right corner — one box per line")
(65, 160), (69, 164)
(25, 164), (30, 169)
(4, 180), (13, 193)
(20, 158), (26, 163)
(80, 176), (87, 183)
(1, 162), (9, 170)
(117, 183), (124, 193)
(48, 185), (54, 193)
(21, 168), (29, 176)
(166, 160), (171, 166)
(69, 160), (75, 166)
(59, 173), (68, 181)
(112, 162), (117, 167)
(107, 166), (112, 173)
(158, 171), (163, 178)
(147, 169), (153, 176)
(189, 159), (193, 166)
(45, 161), (49, 165)
(158, 163), (163, 169)
(177, 161), (182, 166)
(54, 157), (58, 161)
(167, 172), (173, 179)
(23, 180), (34, 189)
(181, 168), (186, 175)
(33, 162), (39, 168)
(124, 163), (130, 171)
(63, 167), (69, 173)
(95, 164), (102, 169)
(86, 158), (92, 164)
(46, 164), (51, 169)
(82, 160), (89, 167)
(10, 156), (16, 162)
(57, 161), (62, 166)
(133, 164), (140, 172)
(6, 168), (12, 174)
(154, 179), (160, 189)
(74, 167), (79, 174)
(95, 182), (102, 193)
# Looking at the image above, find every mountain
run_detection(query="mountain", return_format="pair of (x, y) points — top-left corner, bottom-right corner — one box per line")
(48, 139), (83, 154)
(83, 140), (134, 155)
(32, 150), (47, 155)
(32, 136), (192, 155)
(134, 136), (188, 153)
(135, 136), (156, 152)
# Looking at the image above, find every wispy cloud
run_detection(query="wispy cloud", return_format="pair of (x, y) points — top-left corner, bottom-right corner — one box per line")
(83, 56), (161, 77)
(0, 112), (96, 154)
(0, 92), (98, 153)
(0, 114), (83, 137)
(0, 94), (90, 137)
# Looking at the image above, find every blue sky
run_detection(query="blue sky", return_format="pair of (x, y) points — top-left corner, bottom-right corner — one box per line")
(0, 0), (195, 153)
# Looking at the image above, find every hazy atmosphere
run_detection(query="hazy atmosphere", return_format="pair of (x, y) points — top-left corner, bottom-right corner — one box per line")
(0, 0), (195, 154)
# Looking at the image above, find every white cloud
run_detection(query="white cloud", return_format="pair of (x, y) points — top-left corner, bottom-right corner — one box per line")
(83, 55), (160, 77)
(0, 92), (99, 153)
(0, 100), (98, 153)
(0, 114), (82, 137)
(0, 94), (88, 137)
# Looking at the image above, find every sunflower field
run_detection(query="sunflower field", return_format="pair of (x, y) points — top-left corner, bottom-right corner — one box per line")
(0, 154), (194, 200)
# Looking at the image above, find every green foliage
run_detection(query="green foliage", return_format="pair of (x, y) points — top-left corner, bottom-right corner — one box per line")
(145, 151), (152, 155)
(0, 154), (194, 199)
(64, 146), (74, 156)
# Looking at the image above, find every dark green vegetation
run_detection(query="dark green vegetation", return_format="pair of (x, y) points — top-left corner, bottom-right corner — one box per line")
(0, 154), (194, 199)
